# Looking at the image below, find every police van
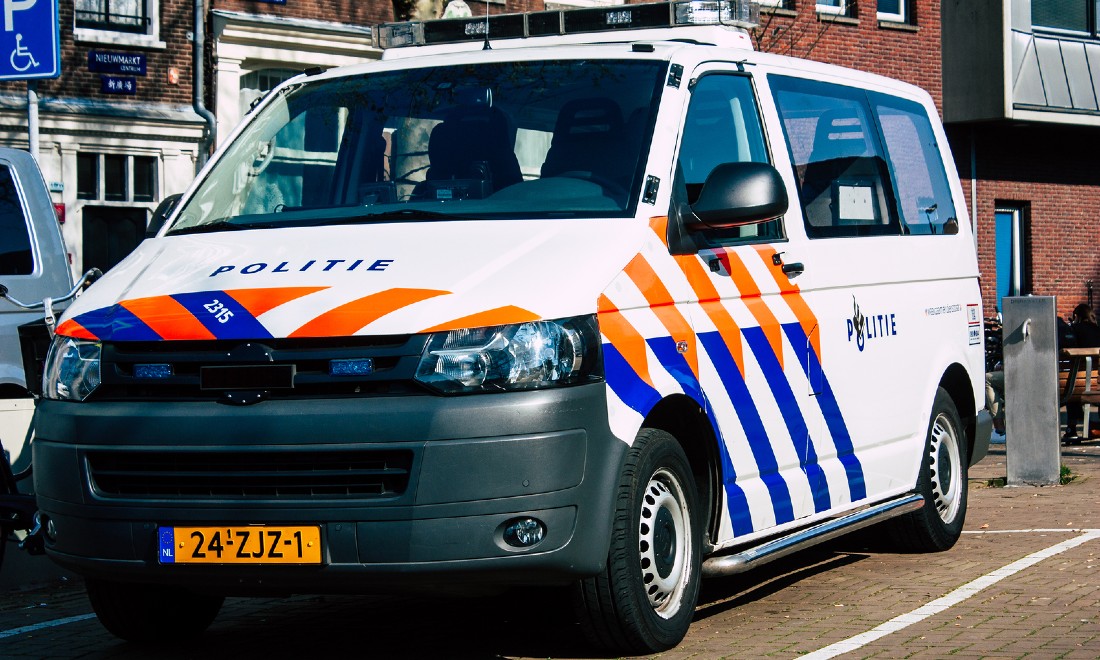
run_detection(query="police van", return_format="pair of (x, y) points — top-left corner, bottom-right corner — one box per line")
(34, 1), (990, 652)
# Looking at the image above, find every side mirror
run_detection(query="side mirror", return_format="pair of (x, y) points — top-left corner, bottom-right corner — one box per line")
(146, 193), (182, 238)
(688, 162), (788, 231)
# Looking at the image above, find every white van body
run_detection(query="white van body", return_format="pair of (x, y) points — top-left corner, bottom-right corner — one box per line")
(34, 3), (989, 652)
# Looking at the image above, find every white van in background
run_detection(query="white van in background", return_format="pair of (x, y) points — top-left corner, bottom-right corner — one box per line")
(32, 2), (990, 653)
(0, 148), (72, 471)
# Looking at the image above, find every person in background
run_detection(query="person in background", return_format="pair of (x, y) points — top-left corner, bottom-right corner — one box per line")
(1063, 303), (1100, 442)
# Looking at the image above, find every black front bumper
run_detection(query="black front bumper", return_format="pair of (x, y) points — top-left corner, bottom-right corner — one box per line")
(33, 383), (625, 593)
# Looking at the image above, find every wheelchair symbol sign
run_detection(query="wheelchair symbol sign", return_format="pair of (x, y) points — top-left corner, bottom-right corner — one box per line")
(0, 0), (60, 80)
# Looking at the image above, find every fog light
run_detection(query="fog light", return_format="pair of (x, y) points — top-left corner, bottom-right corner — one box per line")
(503, 517), (545, 548)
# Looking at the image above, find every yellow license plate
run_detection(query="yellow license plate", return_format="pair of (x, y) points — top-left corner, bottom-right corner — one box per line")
(158, 526), (322, 564)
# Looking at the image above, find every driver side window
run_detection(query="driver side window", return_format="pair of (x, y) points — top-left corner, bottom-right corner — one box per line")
(677, 74), (781, 243)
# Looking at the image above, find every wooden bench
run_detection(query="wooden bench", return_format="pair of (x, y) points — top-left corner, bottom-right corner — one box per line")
(1060, 347), (1100, 439)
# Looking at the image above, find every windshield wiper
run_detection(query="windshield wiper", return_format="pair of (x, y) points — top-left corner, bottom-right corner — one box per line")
(167, 208), (468, 235)
(330, 208), (469, 224)
(166, 219), (263, 236)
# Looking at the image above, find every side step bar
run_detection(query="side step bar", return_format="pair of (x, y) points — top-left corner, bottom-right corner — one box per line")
(701, 493), (924, 578)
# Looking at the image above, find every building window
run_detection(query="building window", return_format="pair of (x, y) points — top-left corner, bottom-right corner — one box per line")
(75, 0), (150, 34)
(994, 205), (1030, 313)
(877, 0), (907, 23)
(816, 0), (850, 16)
(1032, 0), (1096, 34)
(77, 153), (158, 203)
(240, 68), (301, 117)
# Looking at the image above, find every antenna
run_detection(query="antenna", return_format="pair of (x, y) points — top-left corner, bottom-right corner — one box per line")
(482, 0), (491, 49)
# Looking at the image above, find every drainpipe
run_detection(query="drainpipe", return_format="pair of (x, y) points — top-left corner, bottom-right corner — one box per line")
(193, 0), (217, 171)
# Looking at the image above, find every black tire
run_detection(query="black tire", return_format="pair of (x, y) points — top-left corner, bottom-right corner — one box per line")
(86, 579), (224, 642)
(573, 428), (701, 654)
(884, 387), (968, 552)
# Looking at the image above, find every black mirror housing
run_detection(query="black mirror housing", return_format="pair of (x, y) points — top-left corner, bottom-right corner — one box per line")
(688, 162), (788, 231)
(146, 193), (183, 238)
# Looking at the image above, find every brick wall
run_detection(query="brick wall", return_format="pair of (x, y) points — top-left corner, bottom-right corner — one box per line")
(0, 0), (195, 105)
(212, 0), (393, 24)
(751, 0), (942, 111)
(2, 0), (545, 105)
(949, 123), (1100, 320)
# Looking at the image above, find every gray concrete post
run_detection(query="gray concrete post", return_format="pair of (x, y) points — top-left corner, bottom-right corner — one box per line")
(1003, 296), (1060, 486)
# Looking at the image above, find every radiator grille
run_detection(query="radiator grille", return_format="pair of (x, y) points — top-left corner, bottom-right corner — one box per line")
(87, 449), (413, 499)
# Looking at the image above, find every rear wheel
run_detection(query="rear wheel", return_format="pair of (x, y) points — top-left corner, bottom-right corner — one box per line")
(885, 387), (968, 552)
(86, 579), (223, 642)
(573, 428), (701, 654)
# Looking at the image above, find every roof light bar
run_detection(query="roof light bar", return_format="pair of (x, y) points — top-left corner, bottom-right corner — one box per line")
(375, 0), (760, 50)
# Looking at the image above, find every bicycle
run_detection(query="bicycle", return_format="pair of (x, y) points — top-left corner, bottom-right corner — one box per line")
(0, 268), (100, 573)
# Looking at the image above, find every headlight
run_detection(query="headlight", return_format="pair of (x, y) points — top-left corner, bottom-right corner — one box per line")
(43, 336), (101, 401)
(415, 315), (601, 394)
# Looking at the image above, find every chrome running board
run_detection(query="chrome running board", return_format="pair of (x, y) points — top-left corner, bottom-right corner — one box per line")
(701, 493), (924, 578)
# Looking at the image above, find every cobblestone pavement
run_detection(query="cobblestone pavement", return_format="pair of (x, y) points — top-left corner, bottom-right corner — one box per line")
(2, 441), (1098, 659)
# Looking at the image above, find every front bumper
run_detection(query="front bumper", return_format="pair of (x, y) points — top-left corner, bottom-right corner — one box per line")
(33, 383), (625, 593)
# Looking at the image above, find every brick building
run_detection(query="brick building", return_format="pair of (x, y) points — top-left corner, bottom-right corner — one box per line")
(942, 0), (1100, 320)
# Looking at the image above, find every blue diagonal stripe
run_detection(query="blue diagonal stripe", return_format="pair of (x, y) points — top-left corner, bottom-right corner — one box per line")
(602, 343), (662, 417)
(647, 337), (753, 537)
(783, 323), (867, 501)
(698, 331), (795, 526)
(742, 326), (831, 514)
(171, 291), (272, 340)
(72, 305), (161, 341)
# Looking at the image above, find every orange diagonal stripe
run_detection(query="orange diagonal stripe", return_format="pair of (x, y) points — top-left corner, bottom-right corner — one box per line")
(224, 287), (328, 318)
(120, 296), (216, 340)
(648, 216), (670, 248)
(598, 296), (655, 389)
(56, 319), (97, 340)
(753, 245), (821, 360)
(623, 255), (698, 379)
(291, 288), (449, 337)
(419, 305), (540, 333)
(722, 249), (783, 369)
(674, 253), (746, 378)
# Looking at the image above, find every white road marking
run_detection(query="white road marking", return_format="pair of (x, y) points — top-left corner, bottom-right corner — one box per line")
(3, 531), (1097, 646)
(0, 613), (97, 640)
(801, 529), (1100, 660)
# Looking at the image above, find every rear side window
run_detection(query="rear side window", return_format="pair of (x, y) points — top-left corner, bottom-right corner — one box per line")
(770, 76), (898, 238)
(771, 76), (957, 239)
(0, 165), (34, 275)
(872, 94), (958, 235)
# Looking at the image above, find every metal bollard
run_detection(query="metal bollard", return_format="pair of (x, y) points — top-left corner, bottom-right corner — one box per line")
(1002, 296), (1060, 485)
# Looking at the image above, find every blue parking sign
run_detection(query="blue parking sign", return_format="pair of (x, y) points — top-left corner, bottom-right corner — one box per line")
(0, 0), (60, 80)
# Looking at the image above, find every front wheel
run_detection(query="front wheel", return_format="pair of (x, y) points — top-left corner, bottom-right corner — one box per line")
(573, 428), (701, 654)
(86, 579), (224, 642)
(884, 387), (968, 552)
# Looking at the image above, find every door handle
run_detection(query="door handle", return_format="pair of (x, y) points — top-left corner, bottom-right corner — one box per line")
(781, 262), (804, 277)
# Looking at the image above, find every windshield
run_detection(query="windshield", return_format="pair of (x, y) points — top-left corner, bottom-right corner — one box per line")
(169, 59), (666, 235)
